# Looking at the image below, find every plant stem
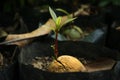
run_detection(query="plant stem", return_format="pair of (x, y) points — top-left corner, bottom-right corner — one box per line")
(54, 30), (59, 58)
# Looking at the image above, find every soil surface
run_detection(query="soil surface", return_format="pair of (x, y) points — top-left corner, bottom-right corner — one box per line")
(30, 56), (116, 72)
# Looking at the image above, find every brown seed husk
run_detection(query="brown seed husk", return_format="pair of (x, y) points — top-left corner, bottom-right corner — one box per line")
(48, 55), (87, 73)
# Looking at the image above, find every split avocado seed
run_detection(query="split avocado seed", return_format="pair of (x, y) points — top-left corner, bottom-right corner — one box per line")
(48, 55), (87, 73)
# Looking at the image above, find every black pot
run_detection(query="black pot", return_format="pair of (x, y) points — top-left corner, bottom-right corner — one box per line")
(19, 37), (120, 80)
(105, 21), (120, 52)
(50, 25), (107, 46)
(104, 5), (120, 52)
(106, 28), (120, 51)
(0, 45), (19, 80)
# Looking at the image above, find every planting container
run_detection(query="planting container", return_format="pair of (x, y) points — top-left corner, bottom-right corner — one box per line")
(19, 37), (120, 80)
(0, 44), (19, 80)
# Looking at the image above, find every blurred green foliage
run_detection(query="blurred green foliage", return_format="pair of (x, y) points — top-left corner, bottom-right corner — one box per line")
(1, 0), (120, 28)
(98, 0), (120, 7)
(1, 0), (120, 13)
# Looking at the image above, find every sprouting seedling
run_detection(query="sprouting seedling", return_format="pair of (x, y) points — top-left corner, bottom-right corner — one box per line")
(56, 8), (73, 23)
(49, 7), (76, 58)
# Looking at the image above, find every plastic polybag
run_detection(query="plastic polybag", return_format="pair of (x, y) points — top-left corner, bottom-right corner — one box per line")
(0, 45), (19, 80)
(19, 37), (120, 80)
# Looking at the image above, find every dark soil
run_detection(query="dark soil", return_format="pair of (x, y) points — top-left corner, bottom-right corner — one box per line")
(29, 56), (116, 72)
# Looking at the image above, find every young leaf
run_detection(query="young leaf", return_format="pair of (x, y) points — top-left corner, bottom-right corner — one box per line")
(56, 17), (62, 30)
(56, 8), (69, 15)
(56, 8), (71, 18)
(49, 7), (57, 22)
(61, 17), (77, 27)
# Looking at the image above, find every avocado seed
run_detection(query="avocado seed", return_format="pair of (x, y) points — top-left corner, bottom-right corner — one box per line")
(48, 55), (87, 72)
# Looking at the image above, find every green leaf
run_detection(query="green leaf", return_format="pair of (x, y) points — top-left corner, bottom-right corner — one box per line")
(49, 7), (57, 22)
(56, 8), (72, 18)
(113, 0), (120, 5)
(56, 17), (62, 30)
(73, 25), (83, 34)
(61, 17), (77, 27)
(56, 8), (69, 15)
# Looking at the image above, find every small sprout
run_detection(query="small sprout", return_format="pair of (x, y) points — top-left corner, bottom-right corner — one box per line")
(48, 7), (87, 73)
(49, 7), (76, 57)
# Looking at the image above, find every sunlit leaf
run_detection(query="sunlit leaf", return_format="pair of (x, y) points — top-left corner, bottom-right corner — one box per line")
(49, 7), (57, 22)
(56, 8), (69, 15)
(56, 17), (62, 29)
(61, 17), (77, 27)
